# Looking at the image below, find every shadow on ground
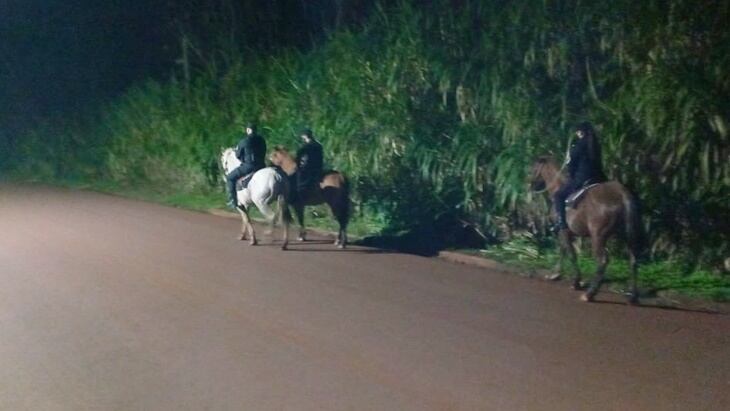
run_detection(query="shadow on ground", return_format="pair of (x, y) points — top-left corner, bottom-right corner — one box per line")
(355, 217), (488, 257)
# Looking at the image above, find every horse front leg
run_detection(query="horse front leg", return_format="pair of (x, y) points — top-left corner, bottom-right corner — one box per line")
(582, 236), (608, 302)
(546, 240), (565, 281)
(561, 230), (583, 290)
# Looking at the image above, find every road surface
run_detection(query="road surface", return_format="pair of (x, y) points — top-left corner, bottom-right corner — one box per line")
(0, 184), (728, 410)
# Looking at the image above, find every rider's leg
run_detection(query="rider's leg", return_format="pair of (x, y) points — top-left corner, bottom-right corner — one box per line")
(553, 181), (577, 231)
(288, 171), (300, 203)
(296, 171), (315, 202)
(226, 164), (253, 206)
(226, 168), (243, 206)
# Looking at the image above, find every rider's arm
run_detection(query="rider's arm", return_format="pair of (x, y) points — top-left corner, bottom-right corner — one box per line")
(297, 146), (309, 169)
(567, 139), (586, 177)
(236, 139), (247, 161)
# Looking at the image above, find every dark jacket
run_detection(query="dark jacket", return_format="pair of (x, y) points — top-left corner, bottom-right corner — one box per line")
(296, 140), (323, 177)
(236, 133), (267, 169)
(566, 136), (605, 183)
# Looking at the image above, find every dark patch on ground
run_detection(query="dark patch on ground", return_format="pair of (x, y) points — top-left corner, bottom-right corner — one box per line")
(356, 215), (488, 256)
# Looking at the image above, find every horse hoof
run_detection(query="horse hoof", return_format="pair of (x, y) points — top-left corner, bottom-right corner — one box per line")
(628, 294), (640, 305)
(281, 244), (288, 251)
(545, 273), (562, 281)
(249, 240), (258, 246)
(337, 244), (345, 249)
(580, 293), (595, 302)
(297, 237), (305, 242)
(239, 235), (246, 241)
(572, 281), (588, 291)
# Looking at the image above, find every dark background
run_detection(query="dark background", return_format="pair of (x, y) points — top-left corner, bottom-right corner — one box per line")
(0, 0), (372, 134)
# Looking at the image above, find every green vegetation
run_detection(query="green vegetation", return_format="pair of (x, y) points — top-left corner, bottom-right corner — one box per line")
(478, 235), (730, 302)
(4, 1), (729, 296)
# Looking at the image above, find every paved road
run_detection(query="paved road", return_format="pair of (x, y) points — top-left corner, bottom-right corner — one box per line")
(0, 184), (728, 410)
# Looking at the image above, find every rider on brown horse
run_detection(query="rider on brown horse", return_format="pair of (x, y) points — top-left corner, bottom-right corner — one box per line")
(291, 128), (323, 203)
(553, 122), (607, 232)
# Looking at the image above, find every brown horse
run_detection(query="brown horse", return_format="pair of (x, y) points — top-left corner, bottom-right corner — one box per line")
(529, 156), (643, 303)
(269, 146), (350, 248)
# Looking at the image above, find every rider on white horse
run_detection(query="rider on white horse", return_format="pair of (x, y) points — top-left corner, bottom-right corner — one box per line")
(226, 122), (267, 208)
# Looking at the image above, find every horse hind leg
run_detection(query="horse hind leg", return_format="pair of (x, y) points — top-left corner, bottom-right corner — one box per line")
(294, 204), (306, 241)
(278, 195), (290, 250)
(325, 189), (349, 249)
(627, 249), (639, 305)
(239, 206), (257, 245)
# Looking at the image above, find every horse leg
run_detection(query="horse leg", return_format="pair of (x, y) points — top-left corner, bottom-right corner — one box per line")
(582, 236), (608, 302)
(339, 227), (348, 249)
(627, 249), (639, 304)
(325, 188), (349, 249)
(294, 203), (306, 241)
(257, 202), (276, 236)
(279, 195), (290, 251)
(560, 230), (583, 289)
(547, 239), (566, 281)
(238, 208), (248, 241)
(328, 200), (346, 248)
(240, 206), (257, 246)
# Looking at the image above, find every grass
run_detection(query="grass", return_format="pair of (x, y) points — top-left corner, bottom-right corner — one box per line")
(4, 1), (728, 283)
(476, 238), (730, 302)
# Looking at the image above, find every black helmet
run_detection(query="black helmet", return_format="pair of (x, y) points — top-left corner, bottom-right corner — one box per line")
(576, 121), (595, 136)
(300, 128), (313, 138)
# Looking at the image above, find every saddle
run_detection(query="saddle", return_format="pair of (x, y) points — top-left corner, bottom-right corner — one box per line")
(235, 172), (255, 191)
(565, 182), (601, 209)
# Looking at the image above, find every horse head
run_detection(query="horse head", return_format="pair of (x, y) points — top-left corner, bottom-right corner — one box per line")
(529, 156), (559, 192)
(220, 147), (239, 175)
(269, 145), (297, 175)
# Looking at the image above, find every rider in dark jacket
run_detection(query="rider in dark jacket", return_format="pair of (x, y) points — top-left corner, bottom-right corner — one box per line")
(292, 128), (323, 203)
(226, 123), (267, 208)
(553, 122), (606, 232)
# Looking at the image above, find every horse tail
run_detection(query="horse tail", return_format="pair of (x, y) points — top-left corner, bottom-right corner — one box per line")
(624, 191), (644, 258)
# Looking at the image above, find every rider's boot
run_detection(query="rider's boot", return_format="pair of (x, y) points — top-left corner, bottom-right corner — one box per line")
(552, 205), (569, 234)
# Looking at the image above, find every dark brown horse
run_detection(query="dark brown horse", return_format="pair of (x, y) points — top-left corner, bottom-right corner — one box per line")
(529, 156), (643, 303)
(269, 146), (350, 248)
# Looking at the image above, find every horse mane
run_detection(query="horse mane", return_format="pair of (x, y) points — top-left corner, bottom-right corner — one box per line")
(272, 145), (290, 154)
(537, 155), (560, 171)
(537, 155), (554, 164)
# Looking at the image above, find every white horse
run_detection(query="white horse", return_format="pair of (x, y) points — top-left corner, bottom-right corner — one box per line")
(220, 148), (291, 250)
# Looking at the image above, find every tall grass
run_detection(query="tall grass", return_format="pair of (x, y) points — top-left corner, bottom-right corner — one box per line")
(9, 0), (729, 267)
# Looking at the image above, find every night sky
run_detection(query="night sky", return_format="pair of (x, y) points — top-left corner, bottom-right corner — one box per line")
(0, 0), (372, 133)
(0, 0), (171, 130)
